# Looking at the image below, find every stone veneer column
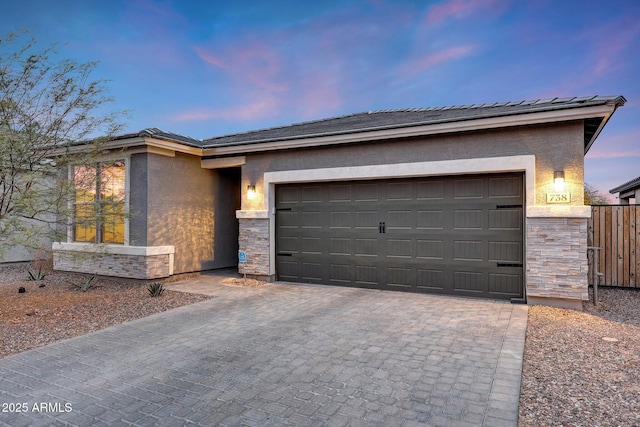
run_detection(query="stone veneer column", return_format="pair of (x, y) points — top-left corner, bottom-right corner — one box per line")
(238, 217), (270, 278)
(525, 217), (589, 308)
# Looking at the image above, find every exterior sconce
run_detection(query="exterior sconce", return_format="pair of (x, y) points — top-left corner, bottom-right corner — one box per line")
(554, 171), (565, 192)
(247, 184), (256, 199)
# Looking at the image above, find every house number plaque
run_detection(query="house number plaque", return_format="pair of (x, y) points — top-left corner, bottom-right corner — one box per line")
(546, 192), (571, 203)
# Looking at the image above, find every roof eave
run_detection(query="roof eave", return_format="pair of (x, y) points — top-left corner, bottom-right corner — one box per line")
(583, 96), (626, 154)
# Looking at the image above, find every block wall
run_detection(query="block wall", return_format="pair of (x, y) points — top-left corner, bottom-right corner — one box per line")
(526, 217), (589, 302)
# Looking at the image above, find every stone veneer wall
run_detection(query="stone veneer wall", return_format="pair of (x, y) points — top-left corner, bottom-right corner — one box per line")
(53, 251), (172, 280)
(526, 217), (589, 303)
(238, 217), (270, 277)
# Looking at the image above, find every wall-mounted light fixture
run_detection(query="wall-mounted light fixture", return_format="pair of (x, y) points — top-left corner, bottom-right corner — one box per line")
(247, 184), (256, 199)
(554, 171), (565, 192)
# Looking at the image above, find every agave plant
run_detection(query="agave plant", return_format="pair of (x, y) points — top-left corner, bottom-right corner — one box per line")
(27, 267), (47, 281)
(148, 282), (165, 297)
(70, 275), (96, 292)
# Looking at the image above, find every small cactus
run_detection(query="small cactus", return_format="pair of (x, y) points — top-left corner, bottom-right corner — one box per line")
(148, 282), (165, 297)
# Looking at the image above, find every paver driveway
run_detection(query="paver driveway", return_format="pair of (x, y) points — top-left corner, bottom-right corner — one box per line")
(0, 278), (527, 427)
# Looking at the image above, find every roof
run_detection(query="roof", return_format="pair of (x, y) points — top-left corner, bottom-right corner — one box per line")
(112, 128), (202, 148)
(201, 95), (626, 149)
(107, 95), (625, 153)
(610, 176), (640, 194)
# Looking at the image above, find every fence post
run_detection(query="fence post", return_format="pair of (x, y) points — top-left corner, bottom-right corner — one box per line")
(587, 246), (602, 305)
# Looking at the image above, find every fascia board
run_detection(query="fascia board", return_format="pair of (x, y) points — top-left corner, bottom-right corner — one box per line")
(202, 104), (617, 156)
(52, 137), (203, 157)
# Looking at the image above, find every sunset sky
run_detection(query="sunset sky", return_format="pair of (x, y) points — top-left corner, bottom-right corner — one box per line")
(1, 0), (638, 201)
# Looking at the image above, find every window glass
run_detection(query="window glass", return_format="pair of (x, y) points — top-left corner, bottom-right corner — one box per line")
(73, 161), (125, 244)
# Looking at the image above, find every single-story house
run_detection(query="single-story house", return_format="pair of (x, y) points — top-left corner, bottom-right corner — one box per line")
(52, 95), (626, 309)
(610, 176), (640, 204)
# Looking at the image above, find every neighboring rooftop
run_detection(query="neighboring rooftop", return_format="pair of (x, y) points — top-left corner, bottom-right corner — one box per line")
(610, 175), (640, 194)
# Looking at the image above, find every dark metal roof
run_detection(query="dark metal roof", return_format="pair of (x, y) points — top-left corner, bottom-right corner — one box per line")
(610, 176), (640, 194)
(201, 95), (626, 148)
(113, 127), (202, 148)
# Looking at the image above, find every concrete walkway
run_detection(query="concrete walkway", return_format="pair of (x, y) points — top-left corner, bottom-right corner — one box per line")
(0, 272), (527, 427)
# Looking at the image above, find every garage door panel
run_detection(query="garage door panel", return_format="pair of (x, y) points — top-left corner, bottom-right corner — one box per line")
(301, 237), (323, 254)
(489, 176), (522, 198)
(489, 209), (522, 230)
(301, 186), (323, 203)
(416, 239), (444, 259)
(416, 269), (446, 290)
(454, 209), (485, 229)
(330, 238), (351, 255)
(488, 241), (522, 263)
(387, 239), (412, 258)
(489, 273), (522, 295)
(276, 173), (523, 300)
(355, 183), (379, 201)
(387, 182), (413, 200)
(387, 210), (414, 229)
(329, 264), (352, 283)
(454, 178), (484, 199)
(355, 265), (379, 284)
(277, 211), (298, 227)
(355, 211), (378, 228)
(277, 187), (299, 204)
(301, 211), (323, 228)
(453, 240), (483, 261)
(278, 259), (299, 281)
(387, 267), (413, 288)
(454, 271), (484, 292)
(301, 262), (323, 282)
(330, 211), (351, 228)
(416, 181), (444, 199)
(277, 236), (299, 253)
(417, 210), (445, 229)
(355, 238), (378, 256)
(329, 185), (351, 202)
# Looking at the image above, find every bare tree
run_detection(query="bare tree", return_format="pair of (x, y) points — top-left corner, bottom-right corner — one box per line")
(584, 183), (610, 205)
(0, 30), (125, 257)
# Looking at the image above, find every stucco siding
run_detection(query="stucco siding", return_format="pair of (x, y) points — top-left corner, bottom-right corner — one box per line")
(240, 121), (585, 211)
(128, 153), (148, 246)
(144, 153), (240, 274)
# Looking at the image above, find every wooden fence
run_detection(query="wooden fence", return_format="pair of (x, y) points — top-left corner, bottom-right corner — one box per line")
(588, 205), (640, 288)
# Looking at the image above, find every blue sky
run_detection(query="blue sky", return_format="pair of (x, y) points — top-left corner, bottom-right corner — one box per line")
(2, 0), (639, 200)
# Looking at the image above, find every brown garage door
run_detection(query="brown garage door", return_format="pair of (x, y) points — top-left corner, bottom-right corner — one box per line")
(276, 173), (524, 300)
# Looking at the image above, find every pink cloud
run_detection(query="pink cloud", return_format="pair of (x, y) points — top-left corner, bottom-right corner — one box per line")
(399, 45), (476, 79)
(586, 129), (640, 159)
(173, 97), (283, 122)
(194, 42), (288, 92)
(424, 0), (500, 25)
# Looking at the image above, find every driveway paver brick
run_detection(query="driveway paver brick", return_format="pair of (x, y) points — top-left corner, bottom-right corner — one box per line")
(0, 277), (527, 426)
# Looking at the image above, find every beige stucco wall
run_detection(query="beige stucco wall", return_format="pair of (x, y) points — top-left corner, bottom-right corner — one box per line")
(141, 152), (240, 275)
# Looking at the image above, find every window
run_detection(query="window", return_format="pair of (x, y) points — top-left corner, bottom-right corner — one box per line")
(73, 160), (125, 244)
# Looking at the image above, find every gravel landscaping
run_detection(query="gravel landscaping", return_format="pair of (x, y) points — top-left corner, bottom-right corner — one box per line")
(1, 263), (639, 426)
(519, 287), (640, 426)
(0, 264), (211, 358)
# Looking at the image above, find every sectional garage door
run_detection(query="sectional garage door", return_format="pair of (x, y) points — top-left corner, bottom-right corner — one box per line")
(275, 173), (524, 300)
